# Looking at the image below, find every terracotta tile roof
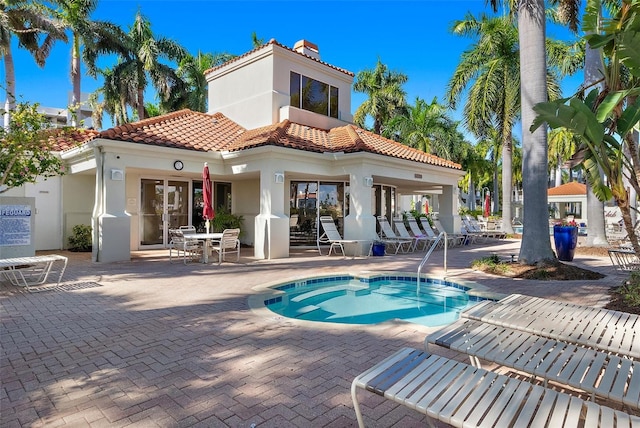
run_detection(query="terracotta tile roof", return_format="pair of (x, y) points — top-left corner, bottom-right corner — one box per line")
(204, 39), (354, 77)
(46, 128), (100, 152)
(98, 110), (244, 152)
(548, 181), (586, 196)
(56, 109), (461, 170)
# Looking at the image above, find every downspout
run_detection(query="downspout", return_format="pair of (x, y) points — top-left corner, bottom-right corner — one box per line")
(92, 146), (105, 262)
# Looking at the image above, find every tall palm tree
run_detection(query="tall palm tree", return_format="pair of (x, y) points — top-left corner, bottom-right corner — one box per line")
(1, 0), (66, 109)
(353, 59), (408, 135)
(171, 51), (236, 112)
(487, 0), (580, 263)
(89, 10), (187, 121)
(383, 96), (459, 160)
(548, 128), (579, 186)
(50, 0), (118, 125)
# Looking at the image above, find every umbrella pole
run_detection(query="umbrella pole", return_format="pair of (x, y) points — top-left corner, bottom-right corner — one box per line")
(206, 220), (210, 234)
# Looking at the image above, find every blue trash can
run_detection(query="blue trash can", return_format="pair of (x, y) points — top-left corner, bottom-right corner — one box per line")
(553, 225), (578, 261)
(372, 242), (386, 256)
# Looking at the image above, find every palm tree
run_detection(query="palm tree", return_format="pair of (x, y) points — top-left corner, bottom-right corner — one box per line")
(548, 128), (579, 186)
(50, 0), (119, 125)
(89, 10), (187, 121)
(353, 59), (408, 135)
(486, 0), (580, 263)
(171, 51), (236, 112)
(1, 0), (66, 109)
(383, 96), (459, 160)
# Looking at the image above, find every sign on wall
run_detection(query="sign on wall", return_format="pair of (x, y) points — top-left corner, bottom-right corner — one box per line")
(0, 205), (32, 246)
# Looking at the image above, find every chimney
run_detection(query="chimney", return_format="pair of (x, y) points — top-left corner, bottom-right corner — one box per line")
(293, 40), (319, 60)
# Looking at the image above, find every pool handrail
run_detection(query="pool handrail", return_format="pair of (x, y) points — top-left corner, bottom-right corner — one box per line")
(417, 232), (447, 288)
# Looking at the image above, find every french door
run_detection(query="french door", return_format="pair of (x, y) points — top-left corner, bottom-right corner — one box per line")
(140, 178), (190, 247)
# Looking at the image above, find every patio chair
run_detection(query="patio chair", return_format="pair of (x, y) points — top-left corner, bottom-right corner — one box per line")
(608, 247), (640, 271)
(317, 216), (372, 258)
(392, 218), (433, 251)
(169, 229), (204, 264)
(376, 216), (413, 254)
(210, 228), (241, 264)
(352, 347), (639, 428)
(425, 219), (467, 247)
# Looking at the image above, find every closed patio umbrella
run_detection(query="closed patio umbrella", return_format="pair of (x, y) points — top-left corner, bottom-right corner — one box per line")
(203, 163), (214, 233)
(484, 192), (490, 218)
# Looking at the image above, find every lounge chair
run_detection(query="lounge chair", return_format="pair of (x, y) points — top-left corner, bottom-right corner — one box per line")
(608, 247), (640, 271)
(431, 218), (466, 247)
(426, 318), (640, 410)
(405, 217), (443, 250)
(351, 347), (639, 428)
(210, 228), (240, 264)
(462, 294), (640, 358)
(169, 229), (204, 264)
(392, 218), (433, 251)
(376, 216), (413, 254)
(317, 216), (372, 258)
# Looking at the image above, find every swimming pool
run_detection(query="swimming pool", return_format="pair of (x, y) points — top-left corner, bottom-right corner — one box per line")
(262, 274), (486, 327)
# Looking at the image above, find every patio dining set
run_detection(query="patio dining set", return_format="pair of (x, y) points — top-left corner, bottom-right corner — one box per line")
(168, 226), (240, 265)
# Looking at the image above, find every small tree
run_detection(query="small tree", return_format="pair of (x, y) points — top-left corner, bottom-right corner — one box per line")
(0, 101), (65, 193)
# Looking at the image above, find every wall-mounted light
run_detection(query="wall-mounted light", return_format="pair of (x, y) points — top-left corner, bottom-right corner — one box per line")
(363, 176), (373, 187)
(111, 169), (124, 181)
(274, 172), (284, 184)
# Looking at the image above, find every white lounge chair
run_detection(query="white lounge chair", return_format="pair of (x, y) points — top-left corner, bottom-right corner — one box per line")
(351, 347), (639, 428)
(462, 294), (640, 359)
(210, 228), (241, 264)
(376, 216), (413, 254)
(317, 216), (372, 258)
(426, 318), (640, 410)
(608, 247), (640, 271)
(392, 218), (433, 251)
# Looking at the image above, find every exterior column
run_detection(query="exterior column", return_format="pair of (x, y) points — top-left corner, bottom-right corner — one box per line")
(436, 185), (461, 234)
(93, 149), (130, 262)
(344, 172), (377, 254)
(254, 169), (289, 259)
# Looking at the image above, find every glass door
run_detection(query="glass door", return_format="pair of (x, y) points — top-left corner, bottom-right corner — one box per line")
(140, 178), (190, 248)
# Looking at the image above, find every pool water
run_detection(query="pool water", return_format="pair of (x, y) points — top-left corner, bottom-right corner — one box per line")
(264, 275), (481, 327)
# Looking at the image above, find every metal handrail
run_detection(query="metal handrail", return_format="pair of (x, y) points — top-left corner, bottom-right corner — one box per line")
(417, 232), (447, 289)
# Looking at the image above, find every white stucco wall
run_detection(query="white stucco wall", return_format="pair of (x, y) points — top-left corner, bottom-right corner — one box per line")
(62, 174), (95, 249)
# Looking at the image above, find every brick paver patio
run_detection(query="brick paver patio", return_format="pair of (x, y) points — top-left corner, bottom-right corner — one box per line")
(0, 239), (630, 427)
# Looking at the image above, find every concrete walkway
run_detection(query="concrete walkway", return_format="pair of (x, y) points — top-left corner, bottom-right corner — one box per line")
(0, 239), (628, 427)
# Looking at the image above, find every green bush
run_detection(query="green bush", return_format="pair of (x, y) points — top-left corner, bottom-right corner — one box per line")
(211, 207), (244, 233)
(68, 224), (92, 251)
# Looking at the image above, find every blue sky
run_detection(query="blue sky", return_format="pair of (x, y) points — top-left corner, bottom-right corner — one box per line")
(6, 0), (584, 132)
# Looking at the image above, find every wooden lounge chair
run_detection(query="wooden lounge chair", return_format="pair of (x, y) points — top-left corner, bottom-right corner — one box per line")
(351, 347), (639, 428)
(317, 216), (372, 258)
(426, 318), (640, 410)
(376, 216), (413, 254)
(462, 294), (640, 359)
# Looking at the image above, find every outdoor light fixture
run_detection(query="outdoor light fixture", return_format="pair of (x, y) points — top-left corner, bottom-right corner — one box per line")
(274, 172), (284, 184)
(363, 177), (373, 187)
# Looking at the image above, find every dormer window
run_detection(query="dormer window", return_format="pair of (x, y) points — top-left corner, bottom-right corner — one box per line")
(290, 72), (339, 119)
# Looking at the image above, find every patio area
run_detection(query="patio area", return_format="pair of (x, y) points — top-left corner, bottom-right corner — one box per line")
(0, 239), (630, 427)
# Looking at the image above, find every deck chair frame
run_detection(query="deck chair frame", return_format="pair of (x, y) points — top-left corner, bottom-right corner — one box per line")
(352, 347), (639, 428)
(317, 216), (372, 258)
(376, 216), (413, 254)
(392, 218), (433, 251)
(210, 228), (240, 264)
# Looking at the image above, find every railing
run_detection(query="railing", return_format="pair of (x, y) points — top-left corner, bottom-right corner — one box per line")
(417, 232), (447, 289)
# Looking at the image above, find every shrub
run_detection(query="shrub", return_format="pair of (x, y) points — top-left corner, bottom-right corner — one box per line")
(68, 224), (92, 252)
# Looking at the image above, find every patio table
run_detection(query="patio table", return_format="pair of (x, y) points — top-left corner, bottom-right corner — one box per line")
(183, 232), (223, 263)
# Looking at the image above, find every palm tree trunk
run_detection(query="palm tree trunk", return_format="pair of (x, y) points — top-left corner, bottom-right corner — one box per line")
(4, 43), (16, 110)
(518, 0), (555, 264)
(71, 33), (81, 127)
(501, 136), (514, 233)
(584, 15), (608, 247)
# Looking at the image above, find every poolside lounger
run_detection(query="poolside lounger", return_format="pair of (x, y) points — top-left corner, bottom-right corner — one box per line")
(461, 294), (640, 359)
(431, 218), (466, 247)
(392, 218), (433, 251)
(608, 247), (640, 271)
(0, 255), (68, 291)
(426, 318), (640, 410)
(376, 216), (413, 254)
(317, 216), (372, 258)
(351, 347), (639, 428)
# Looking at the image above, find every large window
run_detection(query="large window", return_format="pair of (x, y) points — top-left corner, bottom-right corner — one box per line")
(290, 72), (339, 118)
